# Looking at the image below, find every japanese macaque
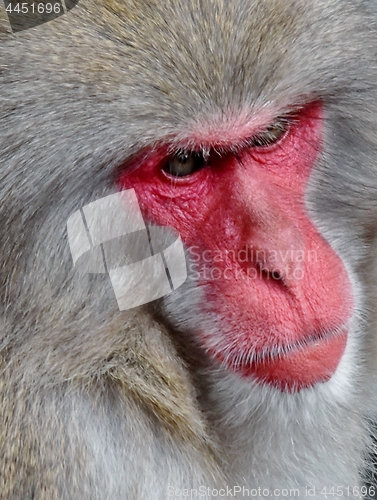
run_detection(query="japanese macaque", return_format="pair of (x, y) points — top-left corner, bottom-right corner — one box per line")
(0, 0), (377, 498)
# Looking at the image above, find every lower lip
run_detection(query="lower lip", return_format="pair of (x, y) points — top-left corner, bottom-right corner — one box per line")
(229, 332), (348, 392)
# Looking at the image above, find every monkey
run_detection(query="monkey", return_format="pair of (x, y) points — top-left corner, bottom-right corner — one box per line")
(0, 0), (377, 498)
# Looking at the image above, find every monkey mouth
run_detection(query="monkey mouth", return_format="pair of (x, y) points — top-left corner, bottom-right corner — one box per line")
(217, 327), (348, 392)
(254, 325), (347, 363)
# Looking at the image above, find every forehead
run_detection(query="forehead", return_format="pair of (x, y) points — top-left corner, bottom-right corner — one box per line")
(67, 0), (370, 146)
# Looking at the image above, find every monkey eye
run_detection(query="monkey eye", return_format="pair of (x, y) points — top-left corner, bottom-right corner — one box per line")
(163, 150), (206, 177)
(248, 118), (289, 148)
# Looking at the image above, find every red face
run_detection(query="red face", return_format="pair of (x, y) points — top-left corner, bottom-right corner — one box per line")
(118, 102), (354, 392)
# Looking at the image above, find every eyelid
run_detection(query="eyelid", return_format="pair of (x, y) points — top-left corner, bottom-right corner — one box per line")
(161, 115), (294, 173)
(246, 117), (291, 147)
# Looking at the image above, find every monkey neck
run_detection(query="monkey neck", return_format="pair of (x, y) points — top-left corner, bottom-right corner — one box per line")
(146, 309), (370, 486)
(192, 361), (370, 486)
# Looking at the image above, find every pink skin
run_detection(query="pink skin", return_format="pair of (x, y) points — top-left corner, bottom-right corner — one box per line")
(118, 102), (354, 392)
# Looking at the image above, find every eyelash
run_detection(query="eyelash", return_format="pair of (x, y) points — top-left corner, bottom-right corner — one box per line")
(162, 116), (292, 178)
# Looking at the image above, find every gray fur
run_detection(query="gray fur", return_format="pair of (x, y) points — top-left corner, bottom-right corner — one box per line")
(0, 0), (377, 498)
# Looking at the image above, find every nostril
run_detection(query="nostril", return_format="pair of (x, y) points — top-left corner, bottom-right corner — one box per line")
(258, 265), (284, 283)
(271, 269), (284, 282)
